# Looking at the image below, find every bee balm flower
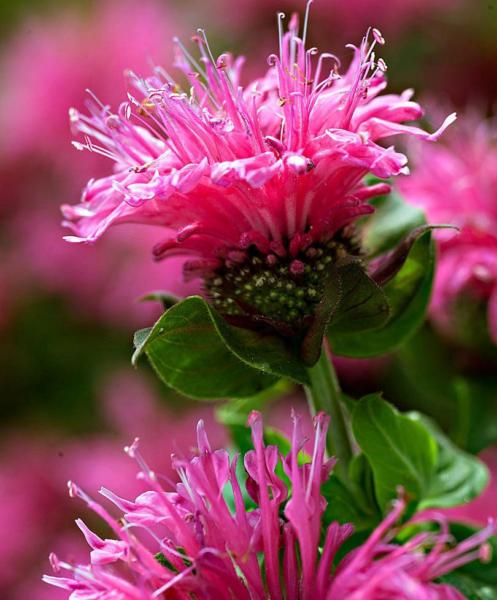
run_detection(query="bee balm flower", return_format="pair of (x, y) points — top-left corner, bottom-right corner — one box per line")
(44, 412), (494, 599)
(399, 114), (497, 349)
(64, 7), (454, 332)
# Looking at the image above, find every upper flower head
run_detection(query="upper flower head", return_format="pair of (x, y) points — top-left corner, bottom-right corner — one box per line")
(44, 411), (494, 600)
(63, 5), (454, 330)
(398, 113), (497, 348)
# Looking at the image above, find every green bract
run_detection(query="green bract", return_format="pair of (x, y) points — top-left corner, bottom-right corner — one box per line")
(133, 190), (437, 396)
(132, 295), (308, 399)
(328, 227), (435, 357)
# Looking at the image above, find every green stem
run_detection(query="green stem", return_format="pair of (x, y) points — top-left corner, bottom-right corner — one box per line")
(305, 342), (353, 480)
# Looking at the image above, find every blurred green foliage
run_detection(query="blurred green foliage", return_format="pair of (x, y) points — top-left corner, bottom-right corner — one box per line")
(0, 295), (130, 433)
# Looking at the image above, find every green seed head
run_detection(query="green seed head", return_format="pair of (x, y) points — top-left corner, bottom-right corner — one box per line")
(204, 232), (361, 328)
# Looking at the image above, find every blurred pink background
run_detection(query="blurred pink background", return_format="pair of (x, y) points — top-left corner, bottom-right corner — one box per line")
(1, 1), (497, 597)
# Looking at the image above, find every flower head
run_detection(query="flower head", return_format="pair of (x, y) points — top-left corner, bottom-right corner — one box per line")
(63, 6), (454, 332)
(399, 113), (497, 348)
(44, 411), (494, 599)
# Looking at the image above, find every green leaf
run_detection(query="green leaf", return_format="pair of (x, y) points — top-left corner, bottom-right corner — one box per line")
(352, 396), (488, 515)
(199, 298), (309, 384)
(440, 572), (497, 600)
(323, 453), (383, 532)
(410, 414), (489, 510)
(362, 189), (426, 257)
(453, 376), (497, 454)
(352, 394), (438, 508)
(329, 230), (435, 357)
(387, 325), (497, 453)
(372, 225), (451, 287)
(348, 453), (380, 515)
(384, 325), (459, 432)
(133, 296), (278, 399)
(133, 296), (312, 398)
(450, 290), (497, 353)
(322, 452), (382, 534)
(322, 474), (380, 532)
(300, 266), (342, 367)
(328, 259), (390, 334)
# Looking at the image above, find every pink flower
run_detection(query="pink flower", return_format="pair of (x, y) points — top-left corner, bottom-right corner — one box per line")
(63, 10), (454, 330)
(329, 504), (492, 599)
(44, 412), (494, 599)
(398, 114), (497, 347)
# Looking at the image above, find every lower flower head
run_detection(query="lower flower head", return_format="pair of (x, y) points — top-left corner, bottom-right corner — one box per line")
(44, 412), (494, 599)
(62, 5), (454, 333)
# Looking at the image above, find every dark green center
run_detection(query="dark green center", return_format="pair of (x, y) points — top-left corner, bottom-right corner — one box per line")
(205, 233), (360, 328)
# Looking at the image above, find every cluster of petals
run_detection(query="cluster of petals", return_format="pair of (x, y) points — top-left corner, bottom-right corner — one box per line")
(63, 10), (455, 281)
(44, 411), (494, 599)
(399, 114), (497, 345)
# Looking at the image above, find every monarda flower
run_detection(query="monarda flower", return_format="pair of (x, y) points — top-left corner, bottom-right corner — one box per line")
(399, 113), (497, 349)
(44, 411), (494, 599)
(63, 7), (454, 335)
